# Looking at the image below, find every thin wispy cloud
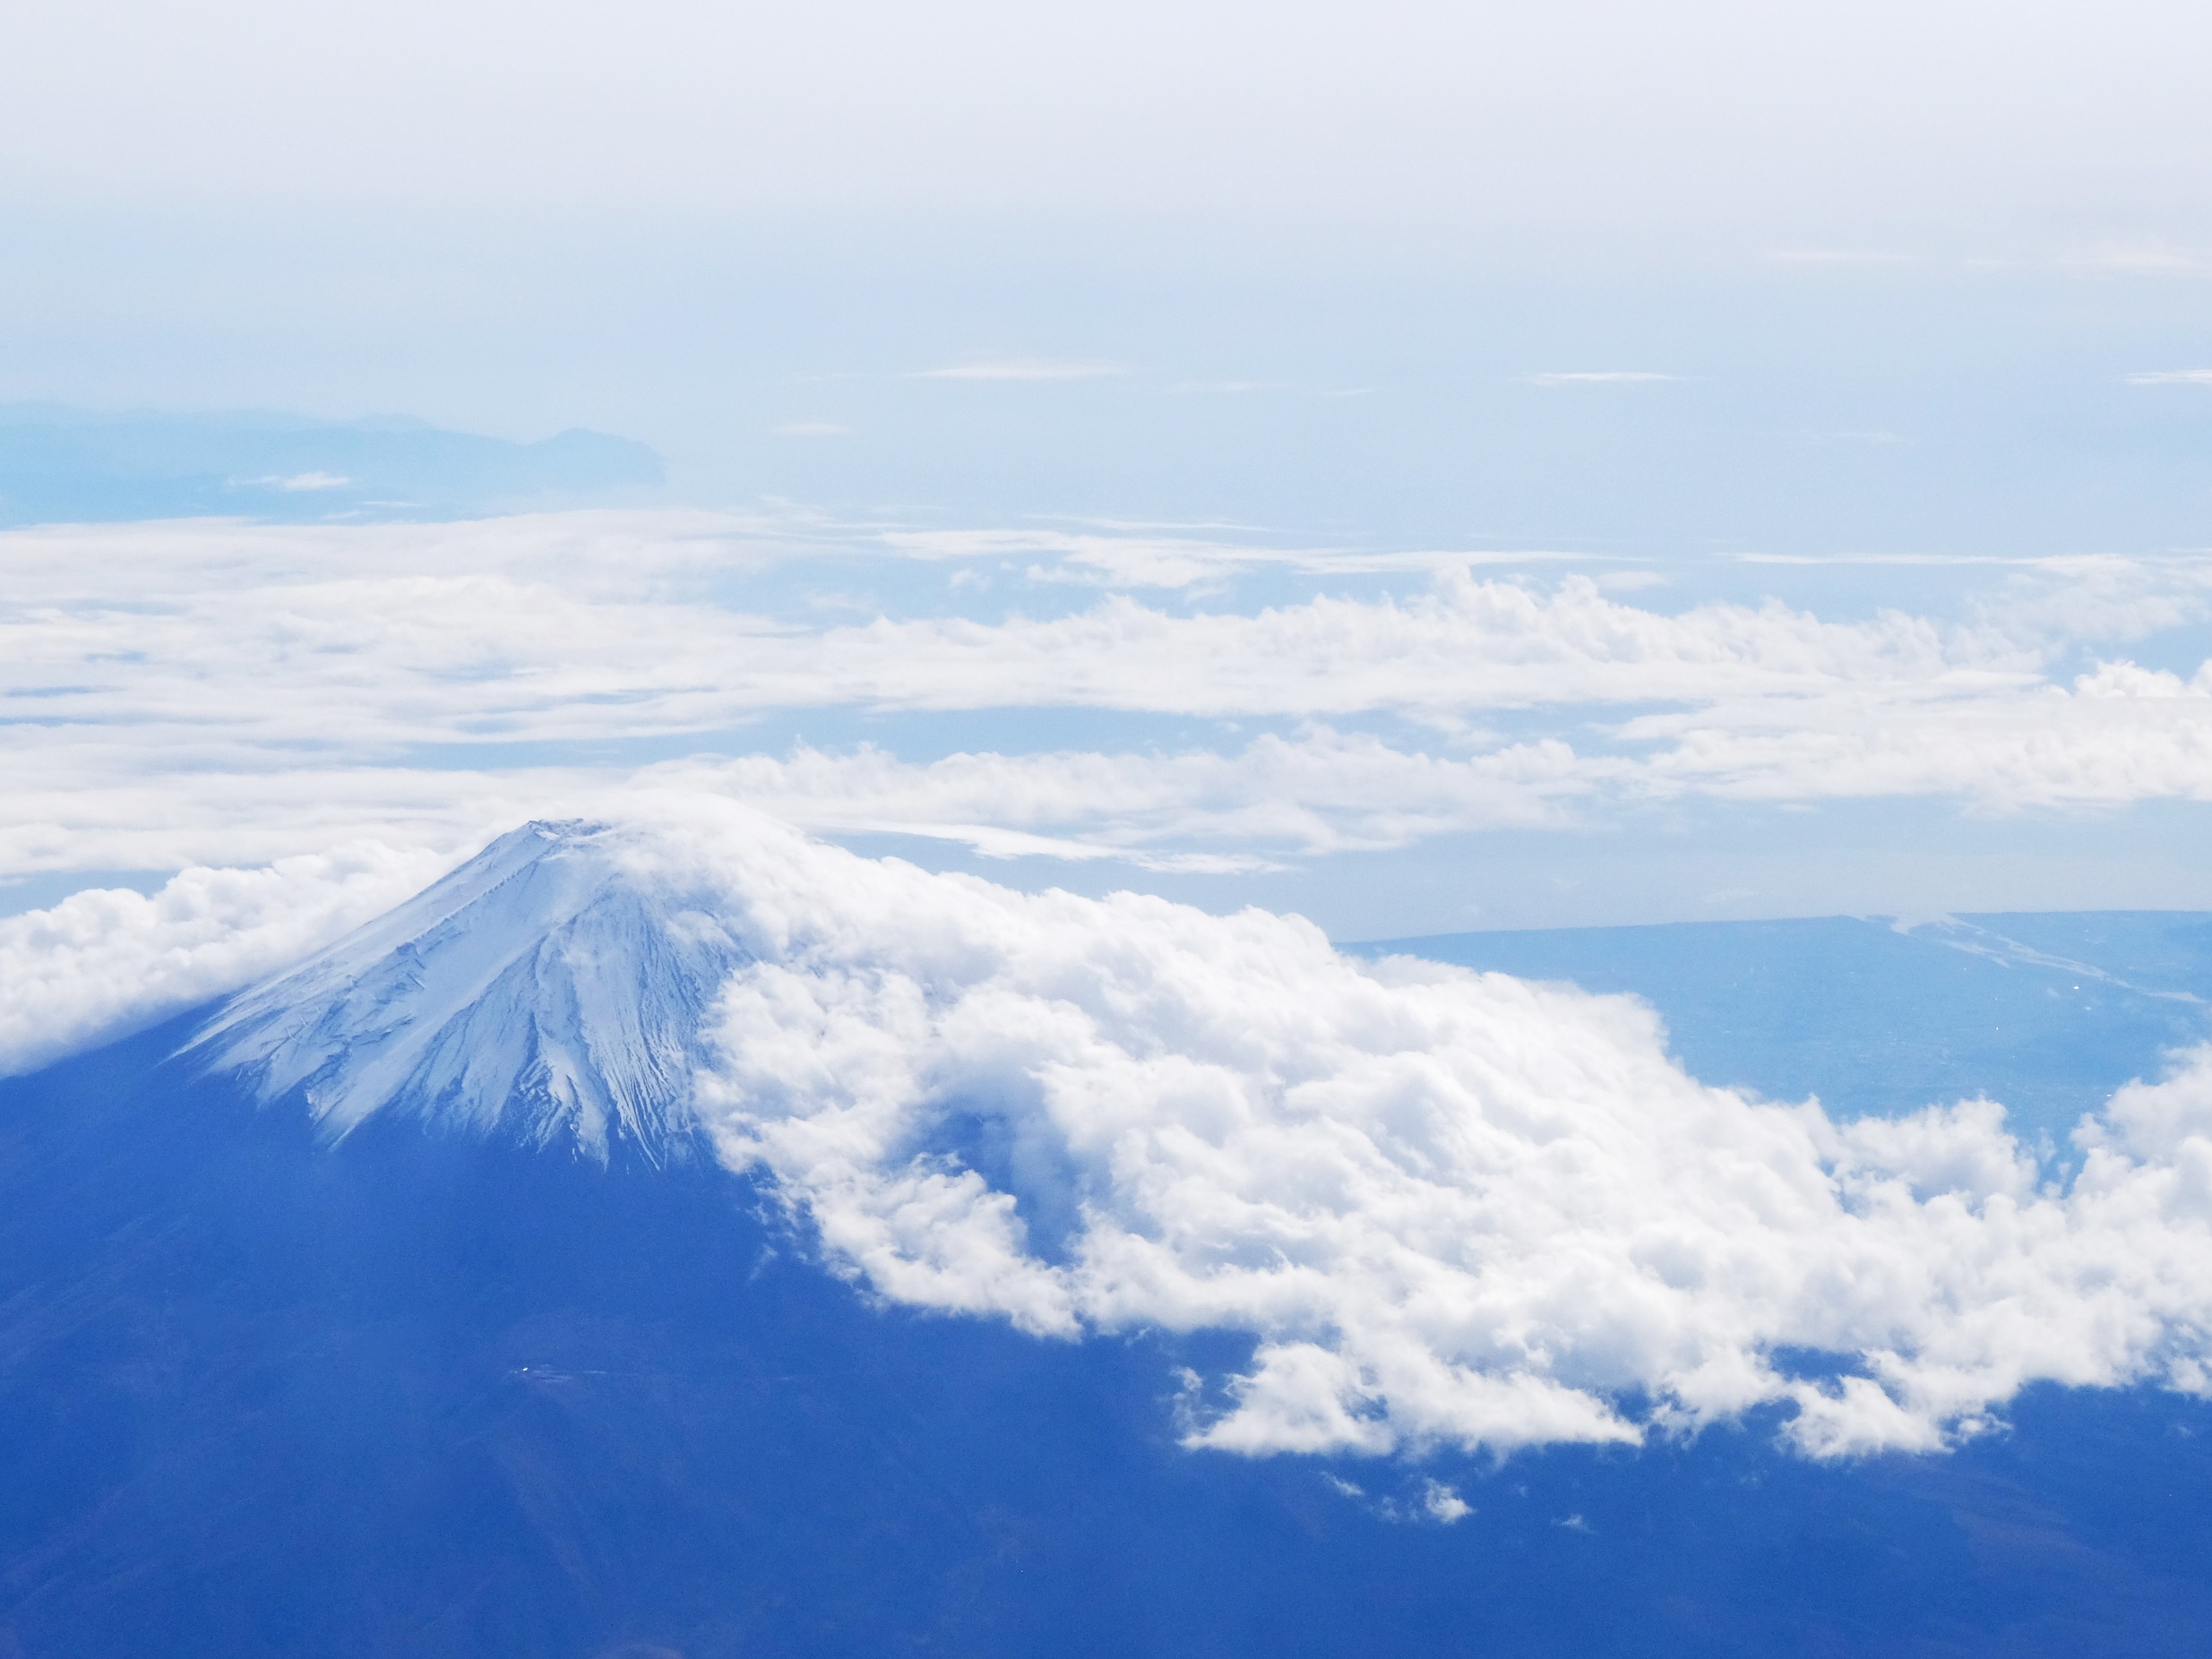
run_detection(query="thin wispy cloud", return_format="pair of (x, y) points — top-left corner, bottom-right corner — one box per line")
(2068, 246), (2209, 275)
(247, 471), (351, 491)
(1166, 380), (1378, 399)
(2126, 370), (2212, 386)
(1027, 513), (1272, 534)
(1166, 379), (1293, 395)
(1766, 248), (2209, 277)
(878, 525), (1588, 588)
(1761, 249), (1924, 267)
(911, 358), (1127, 382)
(1520, 372), (1676, 386)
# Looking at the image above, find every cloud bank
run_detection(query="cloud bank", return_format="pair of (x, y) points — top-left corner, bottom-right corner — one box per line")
(650, 805), (2212, 1459)
(9, 512), (2212, 899)
(284, 804), (2200, 1465)
(24, 803), (2212, 1462)
(0, 842), (448, 1078)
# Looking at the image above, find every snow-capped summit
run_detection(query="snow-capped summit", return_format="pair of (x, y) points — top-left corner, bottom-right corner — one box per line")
(189, 820), (750, 1156)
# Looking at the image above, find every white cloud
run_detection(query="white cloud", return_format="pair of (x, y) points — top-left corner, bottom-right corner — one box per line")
(2125, 370), (2212, 385)
(911, 359), (1127, 382)
(800, 576), (2024, 720)
(1762, 250), (1925, 267)
(678, 811), (2212, 1456)
(650, 732), (1595, 859)
(247, 470), (352, 491)
(1521, 372), (1676, 386)
(1621, 661), (2212, 810)
(8, 513), (2212, 892)
(0, 841), (448, 1077)
(313, 804), (2212, 1463)
(879, 526), (1582, 588)
(32, 802), (2212, 1464)
(1423, 1481), (1472, 1522)
(0, 726), (1590, 887)
(0, 513), (2040, 761)
(2062, 245), (2210, 275)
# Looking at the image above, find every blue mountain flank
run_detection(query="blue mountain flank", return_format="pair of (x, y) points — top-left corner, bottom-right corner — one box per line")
(8, 833), (2212, 1656)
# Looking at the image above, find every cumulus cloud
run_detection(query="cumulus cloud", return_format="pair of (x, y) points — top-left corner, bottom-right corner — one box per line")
(1423, 1481), (1472, 1522)
(352, 804), (2212, 1465)
(0, 841), (448, 1077)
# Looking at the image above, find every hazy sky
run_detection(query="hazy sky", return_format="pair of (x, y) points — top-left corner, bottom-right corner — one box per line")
(9, 0), (2212, 252)
(5, 2), (2209, 546)
(4, 1), (2212, 934)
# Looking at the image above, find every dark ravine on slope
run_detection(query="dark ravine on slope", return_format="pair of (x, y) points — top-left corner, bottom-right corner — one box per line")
(10, 836), (2212, 1656)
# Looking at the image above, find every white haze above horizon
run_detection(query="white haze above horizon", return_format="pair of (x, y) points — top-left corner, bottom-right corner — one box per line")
(6, 0), (2210, 255)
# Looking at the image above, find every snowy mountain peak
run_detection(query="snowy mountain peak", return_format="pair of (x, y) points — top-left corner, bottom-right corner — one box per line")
(190, 821), (750, 1157)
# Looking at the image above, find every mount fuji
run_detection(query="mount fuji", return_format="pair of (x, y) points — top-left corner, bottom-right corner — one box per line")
(9, 815), (2212, 1656)
(188, 820), (741, 1158)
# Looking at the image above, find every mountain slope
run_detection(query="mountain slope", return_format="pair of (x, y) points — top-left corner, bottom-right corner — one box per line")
(10, 1015), (2212, 1659)
(16, 845), (2212, 1652)
(189, 821), (744, 1157)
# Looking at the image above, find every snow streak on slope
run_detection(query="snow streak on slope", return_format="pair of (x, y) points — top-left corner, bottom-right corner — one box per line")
(192, 821), (749, 1156)
(184, 805), (2212, 1458)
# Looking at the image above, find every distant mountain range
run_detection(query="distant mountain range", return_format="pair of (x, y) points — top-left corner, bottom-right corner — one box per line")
(0, 405), (663, 524)
(10, 826), (2212, 1656)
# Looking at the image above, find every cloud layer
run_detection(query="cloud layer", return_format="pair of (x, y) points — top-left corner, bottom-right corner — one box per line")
(26, 803), (2212, 1462)
(125, 802), (2212, 1464)
(618, 804), (2212, 1460)
(10, 512), (2212, 897)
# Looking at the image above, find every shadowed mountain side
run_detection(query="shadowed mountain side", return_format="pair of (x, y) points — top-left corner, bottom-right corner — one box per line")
(8, 1018), (2212, 1655)
(1356, 912), (2212, 1137)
